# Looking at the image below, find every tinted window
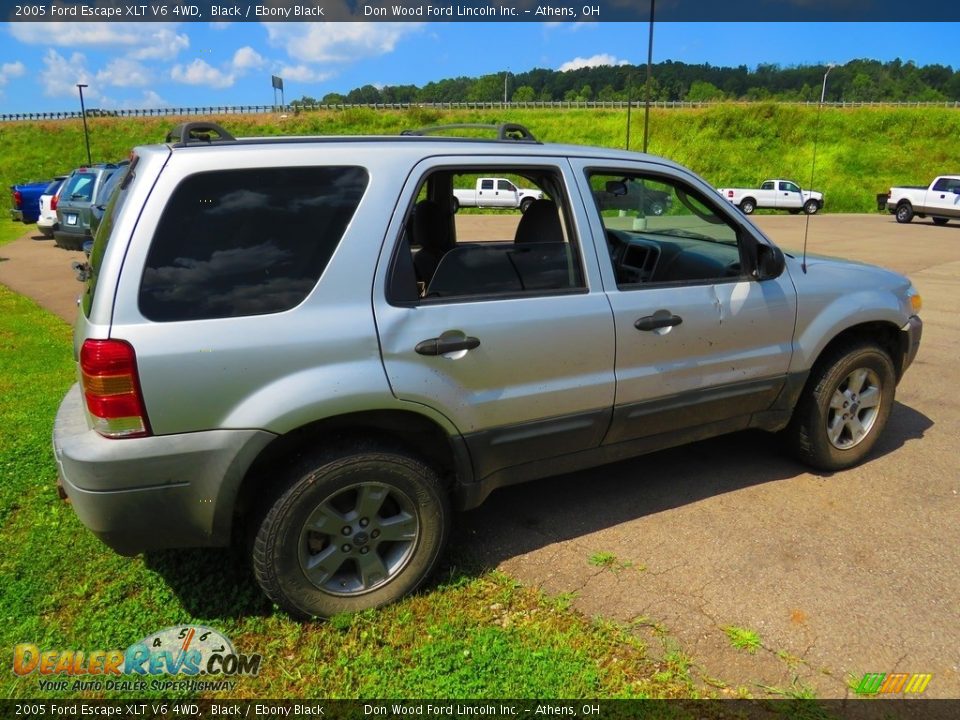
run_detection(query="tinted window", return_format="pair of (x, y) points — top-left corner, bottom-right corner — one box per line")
(480, 179), (494, 190)
(64, 173), (96, 201)
(44, 178), (65, 195)
(780, 181), (800, 192)
(497, 180), (515, 191)
(761, 182), (774, 190)
(139, 166), (367, 322)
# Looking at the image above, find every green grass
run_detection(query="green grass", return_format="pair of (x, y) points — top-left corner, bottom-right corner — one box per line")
(1, 217), (30, 247)
(3, 104), (958, 213)
(723, 626), (762, 654)
(0, 284), (709, 700)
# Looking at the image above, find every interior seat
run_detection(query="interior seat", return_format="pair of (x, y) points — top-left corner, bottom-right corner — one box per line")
(411, 200), (454, 287)
(513, 199), (563, 245)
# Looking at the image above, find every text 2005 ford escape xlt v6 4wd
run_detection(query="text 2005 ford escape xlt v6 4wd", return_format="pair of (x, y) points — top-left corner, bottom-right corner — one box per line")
(54, 123), (922, 618)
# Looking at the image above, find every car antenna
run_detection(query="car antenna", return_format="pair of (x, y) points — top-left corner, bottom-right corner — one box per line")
(802, 62), (835, 274)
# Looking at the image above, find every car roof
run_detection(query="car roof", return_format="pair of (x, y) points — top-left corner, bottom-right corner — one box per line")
(131, 120), (690, 175)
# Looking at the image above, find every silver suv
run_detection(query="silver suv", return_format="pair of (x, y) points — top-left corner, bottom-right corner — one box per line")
(54, 122), (922, 618)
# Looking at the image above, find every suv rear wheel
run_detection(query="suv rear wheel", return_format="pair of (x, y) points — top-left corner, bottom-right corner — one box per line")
(784, 342), (895, 471)
(253, 445), (449, 618)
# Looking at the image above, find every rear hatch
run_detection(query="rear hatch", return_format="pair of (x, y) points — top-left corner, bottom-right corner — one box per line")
(58, 170), (103, 234)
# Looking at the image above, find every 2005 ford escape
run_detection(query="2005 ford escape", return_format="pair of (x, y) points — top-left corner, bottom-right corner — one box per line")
(54, 122), (922, 617)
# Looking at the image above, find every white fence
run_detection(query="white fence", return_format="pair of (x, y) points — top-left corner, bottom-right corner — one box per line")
(3, 99), (960, 123)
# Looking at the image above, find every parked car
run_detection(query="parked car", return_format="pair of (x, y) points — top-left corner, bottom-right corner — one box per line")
(887, 175), (960, 225)
(54, 163), (125, 250)
(88, 165), (129, 237)
(36, 176), (69, 238)
(717, 179), (823, 215)
(9, 180), (51, 224)
(55, 122), (922, 618)
(451, 176), (543, 213)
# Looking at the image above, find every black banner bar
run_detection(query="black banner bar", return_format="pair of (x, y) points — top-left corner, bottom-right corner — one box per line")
(3, 0), (960, 22)
(2, 699), (959, 720)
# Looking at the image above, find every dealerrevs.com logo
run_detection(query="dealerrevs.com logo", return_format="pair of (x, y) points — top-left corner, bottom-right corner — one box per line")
(13, 626), (262, 692)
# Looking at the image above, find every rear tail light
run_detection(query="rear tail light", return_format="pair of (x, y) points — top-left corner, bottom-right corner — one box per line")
(79, 339), (151, 438)
(13, 190), (22, 208)
(727, 190), (734, 198)
(51, 194), (58, 211)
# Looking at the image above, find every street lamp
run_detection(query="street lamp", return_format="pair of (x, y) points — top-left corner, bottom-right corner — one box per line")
(641, 0), (656, 154)
(76, 83), (92, 165)
(819, 63), (836, 103)
(503, 69), (510, 105)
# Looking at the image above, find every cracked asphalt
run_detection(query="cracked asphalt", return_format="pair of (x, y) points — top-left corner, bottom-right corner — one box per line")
(2, 213), (957, 698)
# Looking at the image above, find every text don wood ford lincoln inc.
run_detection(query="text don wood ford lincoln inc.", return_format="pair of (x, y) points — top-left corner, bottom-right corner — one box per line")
(13, 626), (261, 692)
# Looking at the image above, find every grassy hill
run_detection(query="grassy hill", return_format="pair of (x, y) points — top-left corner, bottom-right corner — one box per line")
(3, 104), (958, 213)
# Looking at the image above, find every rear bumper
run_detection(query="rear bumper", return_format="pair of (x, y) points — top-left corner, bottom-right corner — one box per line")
(900, 315), (922, 377)
(53, 384), (275, 555)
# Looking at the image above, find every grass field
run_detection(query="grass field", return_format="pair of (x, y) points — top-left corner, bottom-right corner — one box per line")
(3, 104), (958, 213)
(0, 282), (708, 700)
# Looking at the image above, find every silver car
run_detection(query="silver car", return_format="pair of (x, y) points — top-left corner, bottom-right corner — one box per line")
(54, 122), (922, 618)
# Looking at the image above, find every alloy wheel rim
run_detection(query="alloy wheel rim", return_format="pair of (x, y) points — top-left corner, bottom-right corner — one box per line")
(298, 482), (420, 596)
(826, 367), (882, 450)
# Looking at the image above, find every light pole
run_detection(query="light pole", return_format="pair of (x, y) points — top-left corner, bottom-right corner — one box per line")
(76, 83), (92, 165)
(503, 70), (509, 104)
(819, 63), (835, 103)
(641, 0), (655, 154)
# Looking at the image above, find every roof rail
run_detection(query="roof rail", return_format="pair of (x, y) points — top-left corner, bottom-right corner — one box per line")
(400, 123), (540, 143)
(165, 122), (236, 146)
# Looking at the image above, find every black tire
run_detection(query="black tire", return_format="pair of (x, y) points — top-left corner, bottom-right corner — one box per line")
(803, 199), (819, 215)
(740, 198), (756, 215)
(932, 217), (949, 226)
(253, 445), (450, 618)
(40, 228), (54, 239)
(519, 197), (534, 214)
(648, 200), (665, 216)
(784, 342), (896, 472)
(895, 202), (914, 224)
(450, 197), (460, 214)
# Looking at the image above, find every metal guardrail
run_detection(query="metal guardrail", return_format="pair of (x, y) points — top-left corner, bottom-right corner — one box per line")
(2, 99), (960, 122)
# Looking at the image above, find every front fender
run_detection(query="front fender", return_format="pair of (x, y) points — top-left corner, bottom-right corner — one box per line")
(790, 289), (907, 373)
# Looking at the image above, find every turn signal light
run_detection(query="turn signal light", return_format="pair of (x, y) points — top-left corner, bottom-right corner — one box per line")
(79, 339), (151, 438)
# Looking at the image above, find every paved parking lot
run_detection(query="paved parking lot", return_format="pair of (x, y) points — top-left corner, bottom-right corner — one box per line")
(2, 213), (957, 697)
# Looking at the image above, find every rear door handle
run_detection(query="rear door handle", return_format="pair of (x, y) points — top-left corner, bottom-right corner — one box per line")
(415, 336), (481, 356)
(634, 313), (683, 331)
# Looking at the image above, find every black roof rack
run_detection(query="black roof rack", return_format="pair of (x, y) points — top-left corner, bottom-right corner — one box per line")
(166, 122), (236, 146)
(400, 123), (540, 144)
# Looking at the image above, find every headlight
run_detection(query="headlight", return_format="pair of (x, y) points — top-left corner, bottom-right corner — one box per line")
(907, 286), (922, 313)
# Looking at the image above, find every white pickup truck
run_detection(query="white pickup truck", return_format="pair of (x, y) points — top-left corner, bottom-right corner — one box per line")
(452, 177), (543, 213)
(887, 175), (960, 225)
(717, 179), (824, 215)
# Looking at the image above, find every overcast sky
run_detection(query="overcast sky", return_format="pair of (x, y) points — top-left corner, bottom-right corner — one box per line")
(0, 22), (956, 113)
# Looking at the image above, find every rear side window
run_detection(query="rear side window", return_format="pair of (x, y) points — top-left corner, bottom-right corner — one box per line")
(139, 166), (367, 322)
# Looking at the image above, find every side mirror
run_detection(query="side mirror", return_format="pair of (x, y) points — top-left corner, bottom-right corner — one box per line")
(754, 243), (785, 280)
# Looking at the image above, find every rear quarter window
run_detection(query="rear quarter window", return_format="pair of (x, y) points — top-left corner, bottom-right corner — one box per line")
(139, 166), (368, 322)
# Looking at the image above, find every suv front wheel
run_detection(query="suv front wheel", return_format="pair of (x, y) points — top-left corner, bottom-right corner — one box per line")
(784, 342), (896, 471)
(253, 445), (449, 618)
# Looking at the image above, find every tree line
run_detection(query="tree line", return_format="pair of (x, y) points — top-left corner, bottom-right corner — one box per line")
(291, 58), (960, 106)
